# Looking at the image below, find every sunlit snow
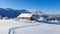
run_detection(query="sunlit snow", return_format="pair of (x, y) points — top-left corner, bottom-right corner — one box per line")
(0, 19), (60, 34)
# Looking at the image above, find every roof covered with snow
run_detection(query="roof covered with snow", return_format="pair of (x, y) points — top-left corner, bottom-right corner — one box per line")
(17, 13), (33, 18)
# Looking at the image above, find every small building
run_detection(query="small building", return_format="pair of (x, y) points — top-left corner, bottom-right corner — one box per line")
(17, 13), (38, 21)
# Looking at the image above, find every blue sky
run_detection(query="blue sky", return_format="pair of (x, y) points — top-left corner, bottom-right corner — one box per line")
(0, 0), (60, 14)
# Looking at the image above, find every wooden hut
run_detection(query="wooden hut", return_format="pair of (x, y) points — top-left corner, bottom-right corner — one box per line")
(17, 13), (36, 21)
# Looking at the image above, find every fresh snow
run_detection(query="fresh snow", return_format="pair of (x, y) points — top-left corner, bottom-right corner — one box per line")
(0, 19), (60, 34)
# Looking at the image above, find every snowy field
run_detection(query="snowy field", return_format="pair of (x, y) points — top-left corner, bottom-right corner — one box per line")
(0, 19), (60, 34)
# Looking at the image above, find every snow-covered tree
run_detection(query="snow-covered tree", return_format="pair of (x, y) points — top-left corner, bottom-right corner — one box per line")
(38, 17), (45, 21)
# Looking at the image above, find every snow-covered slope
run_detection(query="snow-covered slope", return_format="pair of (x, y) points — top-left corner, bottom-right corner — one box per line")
(15, 24), (60, 34)
(0, 19), (60, 34)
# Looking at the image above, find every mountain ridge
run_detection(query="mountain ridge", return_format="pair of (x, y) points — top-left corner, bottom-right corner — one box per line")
(0, 8), (30, 18)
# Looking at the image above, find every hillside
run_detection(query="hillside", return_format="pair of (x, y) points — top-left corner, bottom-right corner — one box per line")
(0, 19), (60, 34)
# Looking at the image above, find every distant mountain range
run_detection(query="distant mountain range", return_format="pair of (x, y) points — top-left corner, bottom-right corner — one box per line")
(0, 8), (30, 18)
(0, 8), (60, 21)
